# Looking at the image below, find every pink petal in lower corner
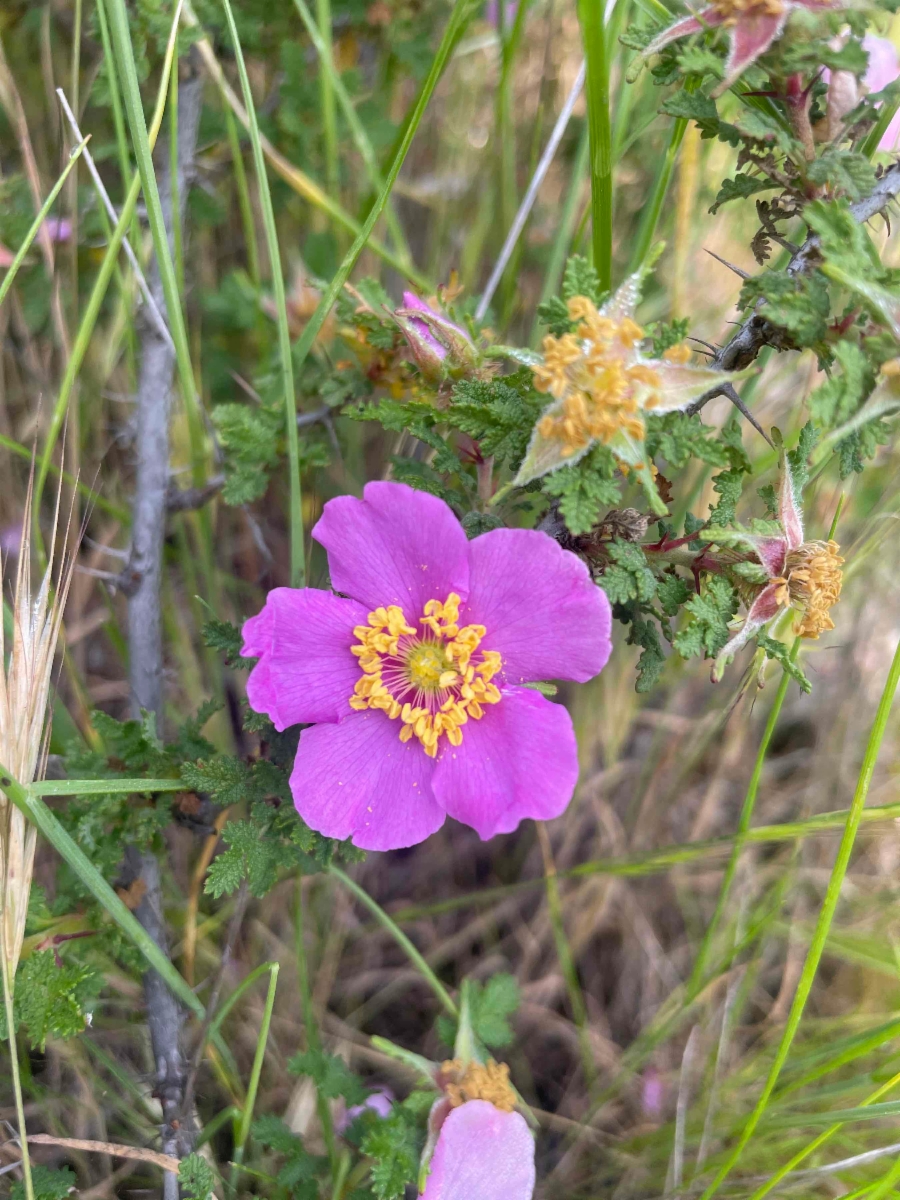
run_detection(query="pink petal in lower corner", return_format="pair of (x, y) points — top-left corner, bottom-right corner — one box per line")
(420, 1100), (535, 1200)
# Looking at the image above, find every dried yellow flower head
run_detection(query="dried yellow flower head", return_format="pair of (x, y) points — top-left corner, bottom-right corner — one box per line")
(442, 1059), (517, 1113)
(709, 0), (784, 22)
(772, 539), (844, 639)
(515, 274), (743, 515)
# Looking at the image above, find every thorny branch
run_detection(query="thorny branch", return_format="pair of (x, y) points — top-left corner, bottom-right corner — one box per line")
(125, 60), (203, 1198)
(688, 160), (900, 415)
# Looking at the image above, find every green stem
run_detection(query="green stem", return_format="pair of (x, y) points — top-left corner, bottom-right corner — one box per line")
(220, 0), (305, 587)
(698, 635), (900, 1200)
(223, 102), (261, 287)
(316, 0), (339, 199)
(232, 963), (279, 1184)
(289, 0), (476, 384)
(627, 115), (687, 275)
(295, 881), (338, 1176)
(169, 63), (184, 298)
(103, 0), (198, 445)
(578, 0), (612, 290)
(748, 1067), (900, 1200)
(1, 929), (32, 1200)
(328, 866), (458, 1016)
(688, 637), (801, 991)
(94, 0), (133, 197)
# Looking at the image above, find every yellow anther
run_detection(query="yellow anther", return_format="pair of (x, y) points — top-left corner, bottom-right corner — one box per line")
(348, 594), (503, 754)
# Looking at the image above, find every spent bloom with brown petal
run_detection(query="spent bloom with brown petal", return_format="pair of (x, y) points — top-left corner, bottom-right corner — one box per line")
(639, 0), (838, 98)
(711, 459), (843, 680)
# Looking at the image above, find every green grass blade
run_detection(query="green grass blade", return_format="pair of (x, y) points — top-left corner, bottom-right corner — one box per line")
(233, 963), (279, 1169)
(329, 866), (458, 1016)
(33, 778), (185, 795)
(628, 115), (687, 274)
(222, 102), (261, 287)
(208, 961), (279, 1038)
(103, 0), (198, 427)
(219, 0), (305, 586)
(0, 139), (88, 311)
(316, 0), (339, 199)
(578, 0), (612, 289)
(697, 635), (900, 1200)
(0, 765), (204, 1021)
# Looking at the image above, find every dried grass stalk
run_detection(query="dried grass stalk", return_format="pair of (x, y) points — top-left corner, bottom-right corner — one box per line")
(0, 477), (74, 979)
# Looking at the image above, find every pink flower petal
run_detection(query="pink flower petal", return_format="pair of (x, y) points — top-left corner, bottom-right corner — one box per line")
(312, 482), (470, 615)
(399, 292), (449, 365)
(242, 588), (367, 729)
(642, 10), (725, 60)
(712, 582), (782, 681)
(462, 528), (611, 684)
(748, 536), (787, 578)
(862, 36), (900, 149)
(421, 1101), (535, 1200)
(290, 710), (443, 850)
(716, 11), (786, 95)
(863, 35), (899, 95)
(432, 688), (579, 839)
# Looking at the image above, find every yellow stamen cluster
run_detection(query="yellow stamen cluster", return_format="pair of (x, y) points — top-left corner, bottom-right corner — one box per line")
(709, 0), (784, 22)
(772, 539), (844, 639)
(442, 1059), (517, 1113)
(349, 593), (502, 757)
(532, 295), (661, 461)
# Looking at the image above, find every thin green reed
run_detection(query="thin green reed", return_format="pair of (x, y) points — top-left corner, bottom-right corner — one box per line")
(222, 104), (261, 287)
(104, 0), (198, 420)
(231, 963), (280, 1187)
(329, 866), (458, 1017)
(748, 1066), (900, 1200)
(316, 0), (339, 200)
(219, 0), (306, 587)
(579, 0), (612, 289)
(697, 635), (900, 1200)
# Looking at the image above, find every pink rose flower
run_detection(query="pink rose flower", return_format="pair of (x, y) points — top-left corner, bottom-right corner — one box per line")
(241, 482), (612, 850)
(420, 1099), (535, 1200)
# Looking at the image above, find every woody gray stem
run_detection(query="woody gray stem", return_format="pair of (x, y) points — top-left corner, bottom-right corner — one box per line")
(126, 62), (203, 1199)
(688, 160), (900, 412)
